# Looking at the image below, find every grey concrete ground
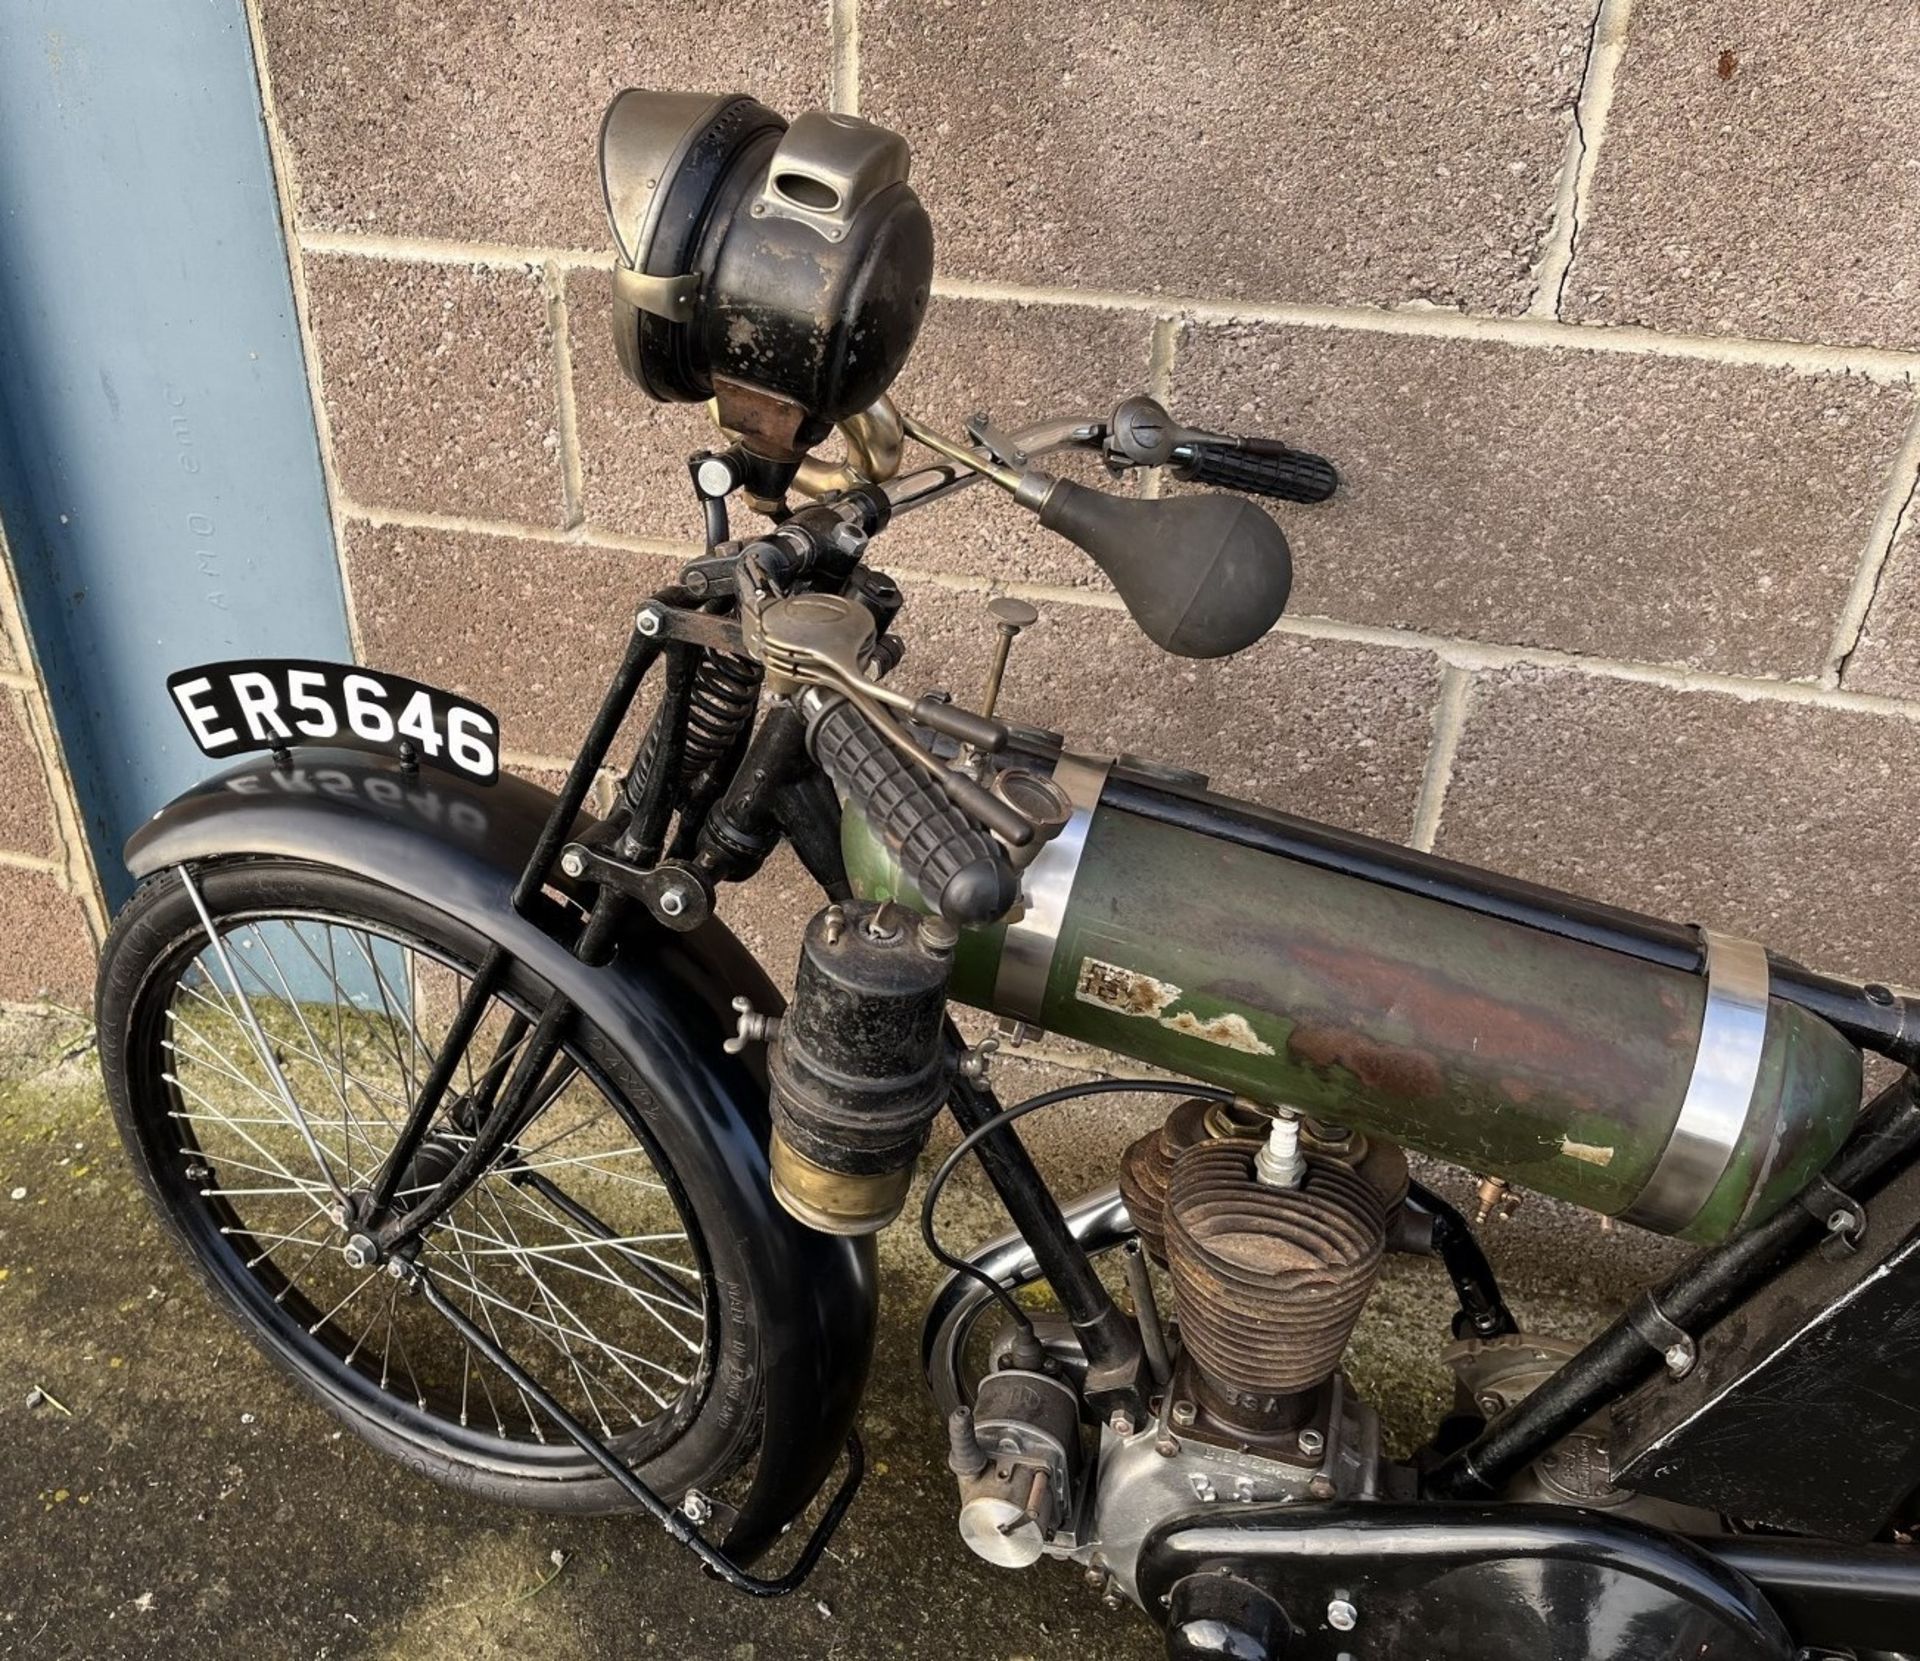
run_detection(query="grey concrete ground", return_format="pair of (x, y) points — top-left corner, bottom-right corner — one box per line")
(0, 1010), (1677, 1661)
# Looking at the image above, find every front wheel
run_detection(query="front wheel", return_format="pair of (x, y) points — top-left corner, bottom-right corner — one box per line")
(97, 857), (764, 1513)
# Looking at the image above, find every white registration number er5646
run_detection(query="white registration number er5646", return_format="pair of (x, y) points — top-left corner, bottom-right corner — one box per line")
(168, 659), (500, 784)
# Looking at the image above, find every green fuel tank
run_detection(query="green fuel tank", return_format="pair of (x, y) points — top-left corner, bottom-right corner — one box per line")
(842, 754), (1863, 1243)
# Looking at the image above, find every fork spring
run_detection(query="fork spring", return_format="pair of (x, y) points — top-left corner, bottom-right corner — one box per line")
(626, 651), (763, 815)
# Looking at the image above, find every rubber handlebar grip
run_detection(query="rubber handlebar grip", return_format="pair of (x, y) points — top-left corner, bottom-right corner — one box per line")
(1177, 441), (1338, 504)
(807, 696), (1019, 927)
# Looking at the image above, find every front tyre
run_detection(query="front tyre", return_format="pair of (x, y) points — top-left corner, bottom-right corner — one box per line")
(97, 857), (763, 1514)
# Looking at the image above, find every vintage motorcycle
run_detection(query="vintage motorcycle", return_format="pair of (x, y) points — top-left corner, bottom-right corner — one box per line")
(95, 90), (1920, 1659)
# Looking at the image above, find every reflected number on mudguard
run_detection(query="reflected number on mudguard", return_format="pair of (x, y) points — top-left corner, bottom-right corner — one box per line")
(168, 659), (500, 784)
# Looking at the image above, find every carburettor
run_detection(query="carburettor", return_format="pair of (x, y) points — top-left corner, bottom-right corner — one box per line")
(947, 1364), (1085, 1569)
(762, 898), (956, 1234)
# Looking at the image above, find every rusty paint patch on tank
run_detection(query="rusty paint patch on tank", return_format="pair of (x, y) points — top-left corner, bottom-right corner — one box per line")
(1287, 1023), (1447, 1103)
(1162, 1009), (1276, 1056)
(1558, 1137), (1616, 1167)
(1076, 959), (1276, 1056)
(1284, 935), (1693, 1083)
(1077, 958), (1181, 1018)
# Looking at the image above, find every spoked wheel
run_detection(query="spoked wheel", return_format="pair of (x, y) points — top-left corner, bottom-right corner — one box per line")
(97, 859), (762, 1511)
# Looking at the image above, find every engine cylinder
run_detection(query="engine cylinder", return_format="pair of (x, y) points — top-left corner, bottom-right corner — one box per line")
(1165, 1143), (1387, 1435)
(1121, 1104), (1409, 1263)
(1117, 1097), (1222, 1264)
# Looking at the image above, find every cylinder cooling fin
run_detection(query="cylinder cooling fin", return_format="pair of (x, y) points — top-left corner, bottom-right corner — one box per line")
(1165, 1143), (1388, 1429)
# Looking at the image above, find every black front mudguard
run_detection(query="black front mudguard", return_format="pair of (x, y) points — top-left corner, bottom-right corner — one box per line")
(124, 748), (877, 1561)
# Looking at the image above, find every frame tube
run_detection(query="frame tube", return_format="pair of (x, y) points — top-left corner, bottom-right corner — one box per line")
(1426, 1074), (1920, 1499)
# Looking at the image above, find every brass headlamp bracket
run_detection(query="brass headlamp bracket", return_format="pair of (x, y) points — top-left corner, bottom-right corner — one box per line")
(611, 265), (700, 324)
(708, 391), (908, 503)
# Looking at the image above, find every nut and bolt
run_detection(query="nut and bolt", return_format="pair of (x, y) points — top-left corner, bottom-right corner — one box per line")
(1664, 1341), (1693, 1374)
(657, 887), (687, 918)
(560, 849), (586, 879)
(635, 607), (663, 637)
(957, 1036), (1000, 1082)
(1108, 1410), (1136, 1437)
(1297, 1427), (1325, 1458)
(1307, 1475), (1337, 1500)
(1827, 1207), (1855, 1233)
(1476, 1392), (1505, 1417)
(342, 1235), (379, 1271)
(680, 1489), (713, 1526)
(1169, 1400), (1197, 1429)
(1327, 1597), (1358, 1632)
(1155, 1435), (1181, 1459)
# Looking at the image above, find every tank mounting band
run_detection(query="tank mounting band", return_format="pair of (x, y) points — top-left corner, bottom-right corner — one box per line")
(994, 752), (1110, 1021)
(1622, 929), (1771, 1233)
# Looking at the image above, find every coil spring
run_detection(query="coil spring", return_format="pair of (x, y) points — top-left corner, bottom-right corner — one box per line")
(681, 651), (762, 784)
(626, 650), (763, 814)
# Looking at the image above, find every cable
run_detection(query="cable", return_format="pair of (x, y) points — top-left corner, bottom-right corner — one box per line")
(919, 1076), (1235, 1342)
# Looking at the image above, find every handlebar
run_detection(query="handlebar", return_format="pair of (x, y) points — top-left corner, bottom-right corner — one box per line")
(878, 397), (1336, 517)
(1107, 395), (1338, 503)
(1173, 438), (1338, 504)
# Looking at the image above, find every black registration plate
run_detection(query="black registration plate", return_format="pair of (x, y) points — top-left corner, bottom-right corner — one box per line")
(168, 659), (500, 785)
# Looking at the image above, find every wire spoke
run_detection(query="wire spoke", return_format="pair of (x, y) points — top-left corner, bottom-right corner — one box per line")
(160, 903), (706, 1450)
(473, 1185), (669, 1410)
(441, 1215), (700, 1360)
(422, 1242), (660, 1420)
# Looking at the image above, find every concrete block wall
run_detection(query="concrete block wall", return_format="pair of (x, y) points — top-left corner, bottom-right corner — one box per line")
(12, 1), (1920, 1028)
(0, 526), (106, 1004)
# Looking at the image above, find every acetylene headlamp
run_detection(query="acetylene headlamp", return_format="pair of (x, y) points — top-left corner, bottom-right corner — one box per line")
(598, 90), (935, 467)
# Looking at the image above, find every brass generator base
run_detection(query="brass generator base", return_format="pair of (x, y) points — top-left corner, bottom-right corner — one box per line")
(769, 1131), (913, 1237)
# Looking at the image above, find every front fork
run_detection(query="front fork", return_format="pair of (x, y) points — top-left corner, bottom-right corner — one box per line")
(362, 593), (690, 1262)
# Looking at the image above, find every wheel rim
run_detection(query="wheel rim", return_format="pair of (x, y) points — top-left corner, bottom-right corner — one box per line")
(137, 904), (715, 1472)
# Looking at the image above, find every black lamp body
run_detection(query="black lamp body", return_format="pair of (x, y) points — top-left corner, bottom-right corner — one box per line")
(600, 91), (934, 461)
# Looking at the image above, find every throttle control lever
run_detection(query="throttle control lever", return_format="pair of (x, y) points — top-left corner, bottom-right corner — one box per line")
(1105, 395), (1339, 504)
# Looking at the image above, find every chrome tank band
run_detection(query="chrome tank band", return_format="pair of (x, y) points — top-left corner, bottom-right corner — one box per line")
(993, 752), (1111, 1022)
(1621, 929), (1772, 1233)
